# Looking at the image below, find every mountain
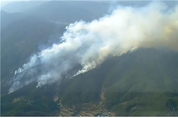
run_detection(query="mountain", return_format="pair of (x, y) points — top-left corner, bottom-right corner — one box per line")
(0, 10), (25, 30)
(1, 16), (68, 94)
(1, 48), (178, 116)
(0, 1), (110, 94)
(59, 48), (178, 116)
(24, 1), (110, 23)
(1, 1), (178, 116)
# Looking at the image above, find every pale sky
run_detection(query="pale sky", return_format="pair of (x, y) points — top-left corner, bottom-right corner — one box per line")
(0, 0), (28, 8)
(0, 0), (47, 8)
(0, 0), (51, 8)
(0, 0), (13, 7)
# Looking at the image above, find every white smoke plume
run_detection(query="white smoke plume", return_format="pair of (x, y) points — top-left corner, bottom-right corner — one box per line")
(9, 2), (178, 93)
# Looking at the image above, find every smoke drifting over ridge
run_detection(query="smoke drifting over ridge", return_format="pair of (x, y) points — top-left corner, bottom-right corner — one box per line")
(9, 2), (178, 93)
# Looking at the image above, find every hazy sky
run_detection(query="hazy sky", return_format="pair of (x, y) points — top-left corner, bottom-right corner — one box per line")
(0, 0), (13, 7)
(0, 0), (30, 8)
(0, 0), (50, 8)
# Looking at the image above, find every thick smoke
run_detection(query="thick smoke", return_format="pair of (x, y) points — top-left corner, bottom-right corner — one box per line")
(9, 2), (178, 93)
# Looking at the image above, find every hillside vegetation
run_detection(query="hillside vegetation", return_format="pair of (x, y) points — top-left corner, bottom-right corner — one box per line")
(59, 48), (178, 116)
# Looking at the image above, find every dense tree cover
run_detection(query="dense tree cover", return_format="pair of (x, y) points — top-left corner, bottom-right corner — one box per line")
(2, 48), (178, 116)
(59, 48), (178, 116)
(1, 82), (59, 116)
